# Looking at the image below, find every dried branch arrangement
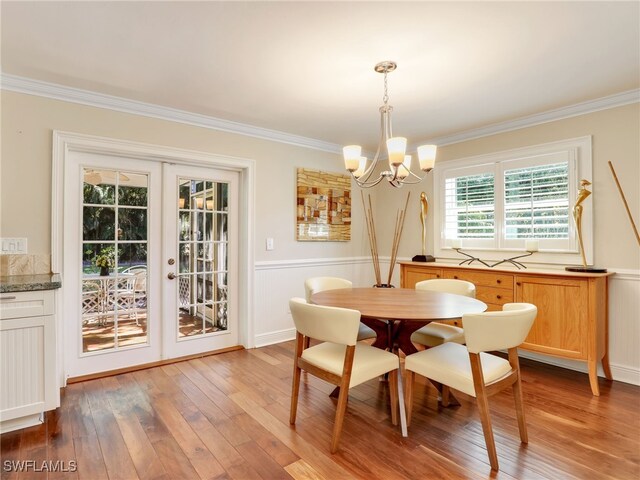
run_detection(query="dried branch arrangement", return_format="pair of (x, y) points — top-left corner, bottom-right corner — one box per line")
(361, 191), (411, 287)
(608, 161), (640, 247)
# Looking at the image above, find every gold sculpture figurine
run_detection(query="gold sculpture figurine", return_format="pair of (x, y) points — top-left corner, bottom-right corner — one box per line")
(412, 192), (435, 262)
(574, 179), (591, 268)
(566, 179), (606, 273)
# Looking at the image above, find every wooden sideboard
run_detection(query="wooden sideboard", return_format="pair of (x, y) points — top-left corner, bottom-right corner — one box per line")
(400, 261), (613, 396)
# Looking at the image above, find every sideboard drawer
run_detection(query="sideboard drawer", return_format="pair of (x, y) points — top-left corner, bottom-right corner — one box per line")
(401, 266), (442, 288)
(476, 286), (513, 306)
(444, 270), (514, 289)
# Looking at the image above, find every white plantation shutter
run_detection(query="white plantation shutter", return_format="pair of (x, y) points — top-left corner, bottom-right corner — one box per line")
(504, 162), (569, 240)
(444, 172), (495, 243)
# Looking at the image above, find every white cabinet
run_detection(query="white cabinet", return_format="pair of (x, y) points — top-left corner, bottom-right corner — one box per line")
(0, 290), (58, 433)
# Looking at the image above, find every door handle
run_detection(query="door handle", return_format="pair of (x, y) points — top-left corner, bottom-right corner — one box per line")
(167, 272), (176, 280)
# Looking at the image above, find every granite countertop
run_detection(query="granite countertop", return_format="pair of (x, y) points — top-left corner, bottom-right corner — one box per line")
(0, 273), (62, 293)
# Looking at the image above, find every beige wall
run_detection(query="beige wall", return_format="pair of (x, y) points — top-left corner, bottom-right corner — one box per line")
(2, 91), (638, 273)
(375, 103), (640, 271)
(0, 91), (369, 264)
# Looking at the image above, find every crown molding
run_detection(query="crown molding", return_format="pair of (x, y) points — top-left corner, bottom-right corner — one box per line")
(3, 73), (638, 152)
(0, 73), (342, 154)
(413, 89), (640, 148)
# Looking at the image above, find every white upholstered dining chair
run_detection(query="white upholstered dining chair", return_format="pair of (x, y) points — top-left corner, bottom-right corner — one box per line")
(289, 298), (400, 453)
(304, 276), (376, 341)
(411, 278), (476, 347)
(404, 303), (537, 471)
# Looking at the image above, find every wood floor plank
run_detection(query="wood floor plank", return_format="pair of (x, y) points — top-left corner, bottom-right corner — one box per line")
(71, 433), (109, 480)
(0, 430), (22, 480)
(229, 390), (358, 480)
(83, 380), (140, 480)
(152, 437), (202, 480)
(232, 412), (299, 467)
(175, 360), (245, 416)
(1, 341), (639, 480)
(235, 440), (293, 480)
(45, 394), (79, 480)
(283, 459), (324, 480)
(102, 377), (169, 480)
(195, 426), (245, 470)
(138, 369), (226, 480)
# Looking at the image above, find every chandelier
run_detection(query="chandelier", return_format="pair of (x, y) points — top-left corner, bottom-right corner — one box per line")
(343, 61), (437, 188)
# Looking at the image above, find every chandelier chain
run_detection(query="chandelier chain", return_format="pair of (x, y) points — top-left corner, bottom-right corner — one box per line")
(383, 71), (389, 105)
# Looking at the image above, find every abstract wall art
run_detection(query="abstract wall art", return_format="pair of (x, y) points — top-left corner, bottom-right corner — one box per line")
(296, 168), (351, 241)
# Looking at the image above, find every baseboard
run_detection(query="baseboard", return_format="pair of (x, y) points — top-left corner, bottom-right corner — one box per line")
(519, 350), (640, 386)
(254, 328), (296, 348)
(609, 364), (640, 386)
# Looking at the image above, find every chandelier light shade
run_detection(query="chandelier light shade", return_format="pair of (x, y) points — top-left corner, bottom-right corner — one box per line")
(343, 61), (437, 188)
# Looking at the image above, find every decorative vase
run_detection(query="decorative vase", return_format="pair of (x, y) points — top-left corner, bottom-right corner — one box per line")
(100, 266), (110, 276)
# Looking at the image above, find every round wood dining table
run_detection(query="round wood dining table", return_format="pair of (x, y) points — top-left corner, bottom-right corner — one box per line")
(310, 287), (487, 355)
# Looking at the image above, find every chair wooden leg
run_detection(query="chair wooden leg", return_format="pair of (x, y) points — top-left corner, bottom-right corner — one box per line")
(290, 333), (304, 425)
(330, 345), (355, 453)
(509, 348), (528, 443)
(330, 378), (350, 453)
(476, 389), (498, 471)
(512, 378), (528, 444)
(405, 370), (414, 427)
(303, 336), (310, 349)
(388, 369), (399, 426)
(470, 353), (499, 471)
(441, 385), (450, 407)
(289, 363), (301, 425)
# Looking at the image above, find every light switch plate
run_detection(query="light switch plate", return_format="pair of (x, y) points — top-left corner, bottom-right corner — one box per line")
(1, 238), (28, 254)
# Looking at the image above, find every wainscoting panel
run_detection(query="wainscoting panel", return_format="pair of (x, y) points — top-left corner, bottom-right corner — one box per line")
(254, 257), (389, 347)
(0, 324), (44, 417)
(607, 270), (640, 385)
(254, 260), (639, 386)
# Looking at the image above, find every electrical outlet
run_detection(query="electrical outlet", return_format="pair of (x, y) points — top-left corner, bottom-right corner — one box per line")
(1, 238), (28, 254)
(266, 237), (274, 251)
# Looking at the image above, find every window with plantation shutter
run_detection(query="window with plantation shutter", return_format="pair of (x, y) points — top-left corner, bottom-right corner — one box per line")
(504, 162), (569, 240)
(444, 172), (495, 245)
(434, 137), (592, 264)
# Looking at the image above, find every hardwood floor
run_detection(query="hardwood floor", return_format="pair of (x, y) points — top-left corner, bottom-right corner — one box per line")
(2, 341), (639, 479)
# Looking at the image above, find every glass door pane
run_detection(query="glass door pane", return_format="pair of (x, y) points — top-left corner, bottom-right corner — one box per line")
(81, 169), (149, 353)
(177, 178), (229, 338)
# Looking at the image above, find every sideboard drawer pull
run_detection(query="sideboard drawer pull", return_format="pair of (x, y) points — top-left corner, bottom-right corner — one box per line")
(453, 275), (458, 279)
(496, 295), (502, 299)
(496, 279), (501, 284)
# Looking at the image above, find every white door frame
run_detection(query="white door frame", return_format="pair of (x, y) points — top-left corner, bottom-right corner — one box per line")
(52, 131), (255, 387)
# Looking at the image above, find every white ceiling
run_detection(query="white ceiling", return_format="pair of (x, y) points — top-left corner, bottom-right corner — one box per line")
(2, 1), (639, 151)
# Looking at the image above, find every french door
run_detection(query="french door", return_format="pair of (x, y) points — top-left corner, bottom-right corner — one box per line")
(162, 164), (239, 359)
(64, 153), (238, 379)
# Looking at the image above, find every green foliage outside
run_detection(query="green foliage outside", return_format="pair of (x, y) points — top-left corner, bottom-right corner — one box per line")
(82, 182), (148, 274)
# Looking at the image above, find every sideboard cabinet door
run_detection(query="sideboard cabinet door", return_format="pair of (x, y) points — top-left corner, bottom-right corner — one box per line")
(515, 275), (588, 360)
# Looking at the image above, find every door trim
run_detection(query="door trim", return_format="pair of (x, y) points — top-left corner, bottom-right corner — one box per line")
(52, 131), (255, 387)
